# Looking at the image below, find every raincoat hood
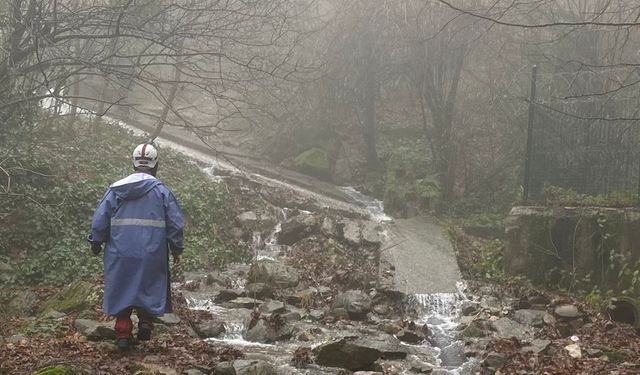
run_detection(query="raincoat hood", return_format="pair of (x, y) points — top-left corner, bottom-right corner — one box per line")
(110, 173), (161, 201)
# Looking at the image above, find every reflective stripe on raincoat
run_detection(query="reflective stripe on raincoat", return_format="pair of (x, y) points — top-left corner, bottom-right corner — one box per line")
(88, 173), (184, 317)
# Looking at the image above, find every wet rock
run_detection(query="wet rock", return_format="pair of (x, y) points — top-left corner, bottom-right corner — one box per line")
(214, 289), (245, 303)
(193, 319), (226, 338)
(460, 320), (491, 338)
(331, 290), (372, 320)
(156, 313), (181, 325)
(352, 336), (408, 360)
(259, 300), (286, 314)
(396, 329), (426, 344)
(313, 337), (382, 370)
(74, 319), (116, 340)
(183, 370), (206, 375)
(513, 309), (546, 327)
(248, 259), (299, 288)
(282, 311), (302, 322)
(212, 362), (235, 375)
(245, 283), (273, 300)
(244, 318), (295, 343)
(306, 309), (325, 321)
(461, 301), (480, 316)
(408, 355), (434, 373)
(278, 215), (319, 245)
(329, 308), (350, 320)
(491, 317), (530, 340)
(483, 351), (506, 368)
(554, 304), (580, 319)
(379, 322), (402, 335)
(227, 297), (264, 309)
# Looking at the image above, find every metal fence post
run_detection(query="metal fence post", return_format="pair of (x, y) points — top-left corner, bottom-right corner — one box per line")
(523, 65), (538, 204)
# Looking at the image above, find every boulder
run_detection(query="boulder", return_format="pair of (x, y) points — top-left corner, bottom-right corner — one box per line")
(245, 283), (274, 300)
(554, 304), (580, 319)
(277, 215), (319, 245)
(3, 289), (38, 316)
(248, 259), (299, 289)
(313, 337), (382, 370)
(491, 317), (530, 340)
(352, 336), (408, 360)
(460, 320), (491, 338)
(214, 289), (245, 303)
(244, 318), (295, 343)
(483, 351), (506, 368)
(220, 359), (278, 375)
(361, 222), (382, 245)
(193, 319), (226, 338)
(258, 300), (286, 314)
(513, 309), (546, 327)
(74, 319), (116, 340)
(408, 355), (434, 373)
(41, 280), (99, 314)
(331, 290), (372, 320)
(396, 329), (426, 344)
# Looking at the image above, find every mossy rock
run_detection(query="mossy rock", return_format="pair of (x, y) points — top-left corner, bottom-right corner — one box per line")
(31, 365), (75, 375)
(40, 280), (100, 315)
(293, 148), (330, 178)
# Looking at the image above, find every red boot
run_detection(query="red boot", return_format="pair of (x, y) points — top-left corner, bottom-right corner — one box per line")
(115, 308), (133, 350)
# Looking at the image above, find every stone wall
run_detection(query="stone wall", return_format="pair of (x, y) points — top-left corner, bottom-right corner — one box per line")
(504, 206), (640, 286)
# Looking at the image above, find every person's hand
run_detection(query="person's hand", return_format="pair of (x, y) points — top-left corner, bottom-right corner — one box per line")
(90, 243), (102, 256)
(173, 254), (182, 265)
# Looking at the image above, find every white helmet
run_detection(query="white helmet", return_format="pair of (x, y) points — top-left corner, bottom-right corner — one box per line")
(132, 143), (158, 168)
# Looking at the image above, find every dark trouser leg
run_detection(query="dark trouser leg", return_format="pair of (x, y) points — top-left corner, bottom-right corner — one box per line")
(115, 307), (133, 339)
(137, 308), (154, 341)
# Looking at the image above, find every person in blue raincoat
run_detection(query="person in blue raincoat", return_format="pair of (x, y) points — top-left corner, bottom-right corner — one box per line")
(88, 143), (184, 349)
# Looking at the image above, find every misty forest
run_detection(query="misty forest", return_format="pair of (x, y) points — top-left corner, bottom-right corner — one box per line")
(3, 1), (640, 374)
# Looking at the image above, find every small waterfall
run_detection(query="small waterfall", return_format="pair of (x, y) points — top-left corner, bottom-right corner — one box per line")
(339, 186), (392, 223)
(411, 282), (477, 374)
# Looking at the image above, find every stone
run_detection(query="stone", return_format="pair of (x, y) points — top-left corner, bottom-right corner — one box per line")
(193, 319), (226, 338)
(543, 312), (556, 325)
(484, 351), (506, 368)
(41, 280), (100, 314)
(155, 313), (181, 325)
(42, 310), (67, 320)
(283, 311), (302, 322)
(352, 336), (408, 360)
(258, 300), (286, 314)
(408, 355), (434, 373)
(212, 361), (235, 375)
(513, 309), (546, 327)
(245, 283), (273, 300)
(184, 370), (206, 375)
(555, 304), (580, 319)
(460, 320), (491, 338)
(214, 289), (244, 302)
(491, 317), (530, 340)
(396, 329), (426, 344)
(293, 148), (330, 178)
(232, 359), (278, 375)
(329, 307), (350, 320)
(306, 309), (325, 321)
(136, 362), (177, 375)
(236, 211), (258, 226)
(248, 259), (299, 288)
(521, 339), (551, 354)
(4, 290), (38, 316)
(331, 290), (372, 320)
(564, 343), (582, 358)
(74, 319), (116, 341)
(461, 301), (480, 316)
(320, 217), (337, 237)
(361, 222), (382, 245)
(313, 337), (382, 370)
(277, 214), (319, 245)
(342, 220), (361, 245)
(227, 297), (264, 309)
(244, 318), (295, 343)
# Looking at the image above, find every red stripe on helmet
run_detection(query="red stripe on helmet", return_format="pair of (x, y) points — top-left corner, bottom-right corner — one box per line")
(141, 144), (148, 157)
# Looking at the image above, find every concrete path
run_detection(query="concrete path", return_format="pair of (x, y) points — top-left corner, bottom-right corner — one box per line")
(382, 217), (462, 294)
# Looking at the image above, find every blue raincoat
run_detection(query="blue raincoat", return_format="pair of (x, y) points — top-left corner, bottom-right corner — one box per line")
(88, 173), (184, 317)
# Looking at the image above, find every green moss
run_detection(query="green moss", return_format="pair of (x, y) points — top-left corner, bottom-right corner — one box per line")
(31, 366), (75, 375)
(293, 148), (330, 177)
(40, 280), (98, 314)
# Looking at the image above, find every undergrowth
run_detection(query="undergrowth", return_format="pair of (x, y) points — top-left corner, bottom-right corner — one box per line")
(0, 114), (241, 285)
